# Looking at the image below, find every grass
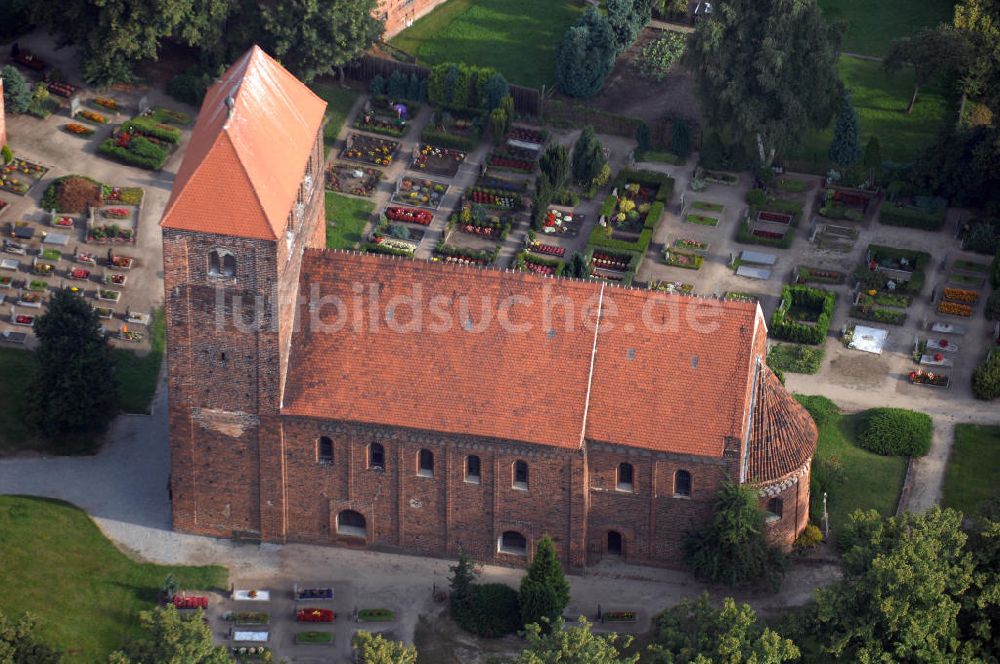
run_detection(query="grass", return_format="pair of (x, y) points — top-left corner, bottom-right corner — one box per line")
(0, 348), (35, 454)
(795, 395), (907, 538)
(786, 56), (954, 173)
(685, 213), (719, 227)
(942, 424), (1000, 516)
(953, 259), (990, 274)
(818, 0), (955, 57)
(636, 150), (684, 165)
(0, 496), (227, 662)
(768, 343), (825, 374)
(296, 631), (334, 644)
(691, 201), (725, 212)
(310, 84), (360, 157)
(390, 0), (584, 88)
(775, 177), (809, 193)
(326, 192), (374, 250)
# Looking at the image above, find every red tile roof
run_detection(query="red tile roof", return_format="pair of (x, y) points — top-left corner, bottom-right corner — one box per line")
(282, 252), (773, 458)
(745, 366), (819, 484)
(160, 46), (326, 240)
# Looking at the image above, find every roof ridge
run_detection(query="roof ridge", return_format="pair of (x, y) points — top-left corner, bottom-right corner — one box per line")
(579, 282), (605, 448)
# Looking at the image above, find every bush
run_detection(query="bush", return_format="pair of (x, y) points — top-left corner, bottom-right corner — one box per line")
(1, 65), (32, 114)
(40, 175), (104, 213)
(166, 68), (213, 106)
(793, 394), (838, 425)
(637, 31), (687, 80)
(369, 74), (386, 96)
(636, 122), (651, 151)
(986, 291), (1000, 321)
(962, 219), (999, 254)
(420, 127), (479, 152)
(794, 524), (824, 550)
(746, 188), (767, 206)
(98, 136), (167, 170)
(1, 144), (12, 164)
(769, 285), (836, 345)
(879, 203), (946, 230)
(768, 344), (825, 374)
(857, 408), (933, 456)
(671, 119), (691, 158)
(972, 351), (1000, 400)
(454, 583), (521, 638)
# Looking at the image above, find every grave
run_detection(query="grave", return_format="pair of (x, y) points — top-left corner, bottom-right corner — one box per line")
(848, 325), (888, 354)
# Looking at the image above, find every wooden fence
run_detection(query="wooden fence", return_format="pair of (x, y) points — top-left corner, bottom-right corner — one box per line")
(343, 54), (542, 117)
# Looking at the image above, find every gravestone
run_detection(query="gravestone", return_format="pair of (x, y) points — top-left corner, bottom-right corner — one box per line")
(137, 96), (150, 116)
(69, 97), (81, 117)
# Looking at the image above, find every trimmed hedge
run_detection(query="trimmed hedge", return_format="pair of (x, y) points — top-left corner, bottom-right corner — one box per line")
(794, 394), (839, 426)
(421, 127), (479, 152)
(453, 583), (521, 638)
(769, 285), (836, 345)
(99, 136), (168, 170)
(587, 247), (642, 285)
(857, 408), (933, 456)
(123, 117), (181, 144)
(588, 225), (653, 253)
(879, 203), (946, 231)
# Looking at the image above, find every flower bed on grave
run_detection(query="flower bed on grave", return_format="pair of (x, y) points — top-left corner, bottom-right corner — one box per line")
(76, 252), (97, 265)
(295, 587), (334, 601)
(230, 646), (270, 661)
(386, 206), (433, 225)
(369, 234), (417, 256)
(858, 289), (912, 309)
(357, 608), (396, 622)
(88, 225), (134, 244)
(296, 608), (335, 623)
(354, 97), (418, 137)
(909, 369), (949, 387)
(17, 291), (42, 307)
(109, 255), (135, 269)
(98, 289), (122, 302)
(851, 304), (907, 326)
(544, 208), (584, 238)
(41, 176), (104, 213)
(14, 314), (35, 326)
(488, 145), (536, 173)
(391, 177), (447, 209)
(228, 612), (270, 626)
(937, 301), (973, 318)
(79, 110), (109, 125)
(52, 215), (75, 228)
(295, 631), (333, 644)
(433, 241), (499, 266)
(796, 266), (845, 285)
(93, 97), (121, 111)
(0, 276), (12, 288)
(32, 260), (55, 276)
(326, 163), (382, 197)
(413, 144), (466, 177)
(40, 248), (61, 261)
(101, 207), (131, 220)
(451, 207), (511, 239)
(601, 611), (637, 623)
(515, 251), (564, 276)
(529, 241), (565, 258)
(47, 81), (77, 97)
(64, 123), (95, 137)
(685, 213), (719, 227)
(102, 186), (144, 206)
(341, 134), (398, 167)
(28, 280), (48, 292)
(942, 288), (979, 304)
(817, 188), (871, 221)
(94, 306), (114, 319)
(104, 273), (127, 287)
(99, 126), (171, 170)
(770, 285), (836, 344)
(467, 186), (521, 210)
(421, 110), (482, 152)
(673, 238), (709, 254)
(855, 245), (931, 296)
(171, 594), (209, 609)
(663, 248), (703, 270)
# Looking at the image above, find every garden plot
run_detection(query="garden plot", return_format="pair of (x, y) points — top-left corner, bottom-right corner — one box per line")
(411, 144), (467, 177)
(443, 223), (504, 255)
(504, 126), (547, 159)
(852, 244), (929, 325)
(816, 187), (876, 223)
(341, 134), (399, 167)
(421, 110), (482, 152)
(325, 163), (383, 198)
(683, 200), (724, 227)
(450, 204), (513, 241)
(542, 207), (584, 238)
(795, 266), (845, 285)
(354, 96), (418, 138)
(1, 157), (49, 195)
(947, 259), (989, 289)
(391, 176), (449, 210)
(369, 219), (425, 257)
(590, 249), (642, 285)
(663, 237), (707, 270)
(87, 205), (138, 244)
(515, 251), (564, 276)
(813, 223), (858, 252)
(433, 239), (501, 267)
(99, 107), (188, 170)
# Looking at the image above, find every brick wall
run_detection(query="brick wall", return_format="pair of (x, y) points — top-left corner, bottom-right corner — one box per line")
(760, 462), (812, 550)
(376, 0), (450, 38)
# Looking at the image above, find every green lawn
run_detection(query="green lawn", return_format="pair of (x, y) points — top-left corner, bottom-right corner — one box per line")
(310, 83), (360, 156)
(786, 56), (954, 173)
(0, 496), (227, 662)
(942, 424), (1000, 516)
(818, 0), (955, 57)
(390, 0), (584, 88)
(795, 395), (907, 538)
(0, 310), (164, 455)
(326, 192), (374, 250)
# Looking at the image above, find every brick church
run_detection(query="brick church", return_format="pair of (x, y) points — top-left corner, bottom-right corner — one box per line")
(161, 47), (818, 569)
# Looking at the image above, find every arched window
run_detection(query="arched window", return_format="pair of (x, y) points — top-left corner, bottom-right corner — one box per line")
(499, 530), (527, 555)
(208, 249), (236, 278)
(466, 455), (481, 483)
(337, 510), (366, 538)
(513, 460), (528, 490)
(369, 443), (385, 471)
(317, 436), (333, 464)
(617, 462), (634, 492)
(418, 449), (434, 477)
(674, 470), (692, 497)
(767, 497), (783, 520)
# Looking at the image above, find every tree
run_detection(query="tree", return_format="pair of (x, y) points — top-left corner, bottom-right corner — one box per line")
(353, 631), (417, 664)
(909, 125), (1000, 207)
(387, 69), (408, 100)
(566, 252), (589, 279)
(607, 0), (651, 53)
(647, 594), (799, 663)
(261, 0), (383, 83)
(571, 125), (606, 185)
(448, 546), (475, 619)
(991, 249), (1000, 289)
(370, 74), (387, 96)
(828, 92), (862, 168)
(687, 0), (843, 166)
(972, 350), (1000, 400)
(862, 136), (882, 185)
(0, 611), (60, 664)
(884, 26), (970, 114)
(519, 536), (571, 629)
(482, 72), (510, 111)
(539, 144), (570, 192)
(636, 122), (652, 151)
(683, 480), (783, 586)
(671, 119), (691, 158)
(953, 0), (1000, 115)
(555, 7), (617, 98)
(506, 617), (639, 664)
(1, 65), (32, 114)
(807, 508), (981, 662)
(109, 606), (231, 663)
(25, 289), (119, 447)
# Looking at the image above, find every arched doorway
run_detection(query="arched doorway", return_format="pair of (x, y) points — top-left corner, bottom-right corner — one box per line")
(607, 530), (623, 556)
(337, 510), (366, 538)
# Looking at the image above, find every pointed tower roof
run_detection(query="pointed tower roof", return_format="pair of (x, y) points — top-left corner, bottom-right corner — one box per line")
(745, 366), (818, 485)
(160, 45), (327, 240)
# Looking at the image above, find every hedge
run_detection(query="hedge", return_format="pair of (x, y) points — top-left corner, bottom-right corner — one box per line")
(867, 245), (931, 271)
(878, 203), (946, 231)
(515, 251), (565, 275)
(857, 407), (933, 456)
(427, 62), (504, 112)
(452, 583), (521, 638)
(793, 394), (839, 426)
(587, 247), (642, 285)
(767, 343), (825, 374)
(769, 285), (836, 345)
(587, 225), (653, 253)
(599, 194), (617, 218)
(972, 351), (1000, 400)
(98, 136), (168, 170)
(123, 117), (181, 144)
(736, 222), (795, 249)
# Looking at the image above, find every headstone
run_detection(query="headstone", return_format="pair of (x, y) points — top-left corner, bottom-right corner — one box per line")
(137, 96), (150, 115)
(69, 97), (81, 117)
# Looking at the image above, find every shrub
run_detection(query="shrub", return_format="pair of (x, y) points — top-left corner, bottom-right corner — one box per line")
(99, 136), (167, 169)
(572, 125), (606, 185)
(857, 408), (933, 456)
(1, 144), (12, 164)
(1, 64), (32, 114)
(671, 119), (691, 158)
(454, 583), (521, 637)
(962, 219), (999, 254)
(369, 75), (386, 96)
(40, 175), (104, 213)
(972, 351), (1000, 400)
(387, 70), (408, 100)
(768, 344), (825, 374)
(637, 31), (687, 80)
(420, 127), (479, 152)
(166, 68), (213, 106)
(427, 62), (504, 111)
(636, 122), (651, 151)
(793, 394), (839, 426)
(123, 118), (181, 144)
(879, 203), (946, 230)
(794, 524), (824, 550)
(746, 188), (768, 206)
(986, 291), (1000, 321)
(769, 285), (837, 345)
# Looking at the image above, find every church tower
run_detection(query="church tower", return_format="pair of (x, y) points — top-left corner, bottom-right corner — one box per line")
(160, 46), (327, 540)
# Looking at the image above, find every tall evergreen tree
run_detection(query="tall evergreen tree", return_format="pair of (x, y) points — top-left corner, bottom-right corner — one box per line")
(1, 65), (32, 114)
(519, 536), (571, 630)
(555, 8), (617, 98)
(828, 92), (862, 168)
(539, 144), (570, 192)
(262, 0), (383, 83)
(607, 0), (651, 53)
(571, 126), (606, 185)
(687, 0), (843, 166)
(448, 546), (475, 618)
(25, 289), (119, 448)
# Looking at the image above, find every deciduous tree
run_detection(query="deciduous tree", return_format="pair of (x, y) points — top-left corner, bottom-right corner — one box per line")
(108, 606), (230, 664)
(506, 617), (639, 664)
(353, 631), (417, 664)
(687, 0), (843, 166)
(0, 611), (60, 664)
(883, 26), (970, 114)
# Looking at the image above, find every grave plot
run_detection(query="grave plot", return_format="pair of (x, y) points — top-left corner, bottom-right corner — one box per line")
(411, 144), (467, 177)
(650, 280), (695, 295)
(421, 110), (482, 152)
(936, 288), (978, 319)
(367, 218), (424, 257)
(487, 142), (538, 174)
(737, 191), (804, 249)
(86, 205), (138, 245)
(1, 157), (49, 195)
(817, 187), (877, 222)
(662, 244), (704, 270)
(504, 126), (547, 159)
(589, 248), (642, 285)
(842, 323), (888, 355)
(514, 251), (564, 276)
(354, 97), (418, 138)
(795, 266), (846, 285)
(913, 337), (959, 372)
(432, 238), (501, 267)
(450, 203), (512, 241)
(813, 223), (859, 252)
(326, 163), (383, 198)
(99, 107), (188, 170)
(879, 193), (947, 231)
(770, 285), (836, 345)
(543, 207), (584, 238)
(591, 169), (673, 260)
(733, 250), (776, 280)
(464, 183), (522, 213)
(946, 259), (990, 289)
(683, 200), (724, 227)
(852, 244), (930, 326)
(341, 134), (399, 167)
(390, 176), (449, 210)
(526, 231), (566, 260)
